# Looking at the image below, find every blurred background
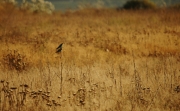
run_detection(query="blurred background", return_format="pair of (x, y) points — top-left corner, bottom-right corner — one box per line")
(16, 0), (180, 11)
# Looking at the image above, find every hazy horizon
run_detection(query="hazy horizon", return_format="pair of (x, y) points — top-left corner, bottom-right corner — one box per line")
(16, 0), (180, 11)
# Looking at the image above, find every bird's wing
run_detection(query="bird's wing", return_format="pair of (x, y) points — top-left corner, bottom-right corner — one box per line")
(56, 43), (63, 49)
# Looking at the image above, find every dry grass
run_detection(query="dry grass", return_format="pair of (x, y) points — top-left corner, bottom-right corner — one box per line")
(0, 5), (180, 111)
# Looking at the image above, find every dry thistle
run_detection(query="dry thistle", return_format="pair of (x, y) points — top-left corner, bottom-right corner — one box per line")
(0, 80), (4, 83)
(174, 85), (180, 93)
(10, 87), (17, 90)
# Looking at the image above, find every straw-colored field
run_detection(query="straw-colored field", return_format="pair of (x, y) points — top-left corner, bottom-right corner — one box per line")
(0, 5), (180, 111)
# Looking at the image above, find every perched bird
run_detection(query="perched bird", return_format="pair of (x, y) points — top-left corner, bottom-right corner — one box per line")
(56, 43), (63, 53)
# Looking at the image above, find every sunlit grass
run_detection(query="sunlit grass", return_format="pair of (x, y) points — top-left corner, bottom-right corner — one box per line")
(0, 7), (180, 111)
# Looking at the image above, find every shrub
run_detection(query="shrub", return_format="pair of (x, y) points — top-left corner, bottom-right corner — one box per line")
(20, 0), (55, 14)
(0, 0), (17, 5)
(2, 50), (29, 72)
(122, 0), (156, 10)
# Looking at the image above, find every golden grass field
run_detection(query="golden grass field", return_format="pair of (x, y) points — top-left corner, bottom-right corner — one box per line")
(0, 5), (180, 111)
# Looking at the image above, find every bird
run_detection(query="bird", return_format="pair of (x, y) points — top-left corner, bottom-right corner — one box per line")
(56, 43), (63, 53)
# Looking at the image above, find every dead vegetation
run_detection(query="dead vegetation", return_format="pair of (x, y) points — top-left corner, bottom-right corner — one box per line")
(0, 6), (180, 111)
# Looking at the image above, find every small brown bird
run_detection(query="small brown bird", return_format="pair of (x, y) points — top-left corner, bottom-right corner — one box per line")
(56, 43), (63, 53)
